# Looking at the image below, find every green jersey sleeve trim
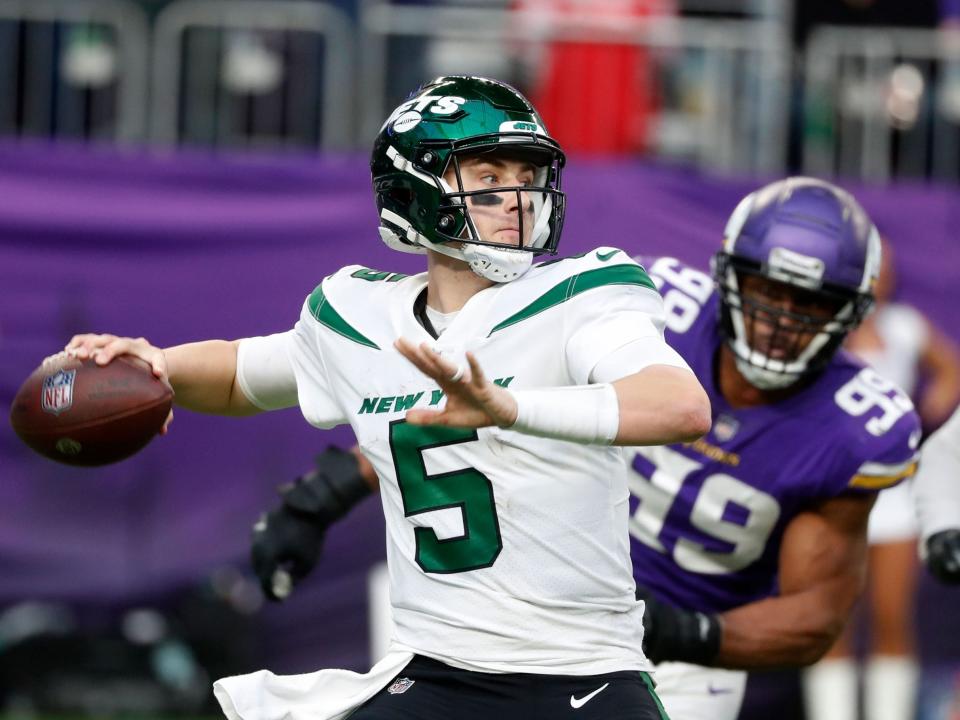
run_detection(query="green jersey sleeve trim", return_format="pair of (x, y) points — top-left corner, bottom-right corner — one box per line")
(308, 284), (381, 350)
(488, 264), (657, 336)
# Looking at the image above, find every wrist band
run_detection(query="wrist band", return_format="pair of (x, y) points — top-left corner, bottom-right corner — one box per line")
(509, 383), (620, 445)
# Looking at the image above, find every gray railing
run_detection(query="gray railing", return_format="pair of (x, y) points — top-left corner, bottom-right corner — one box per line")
(358, 0), (791, 174)
(0, 0), (149, 142)
(803, 25), (960, 182)
(4, 0), (960, 184)
(150, 0), (353, 149)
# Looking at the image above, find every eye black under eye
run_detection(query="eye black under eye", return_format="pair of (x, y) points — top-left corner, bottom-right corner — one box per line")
(470, 193), (503, 207)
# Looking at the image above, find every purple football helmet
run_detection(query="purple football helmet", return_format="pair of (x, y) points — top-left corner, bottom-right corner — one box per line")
(713, 177), (881, 389)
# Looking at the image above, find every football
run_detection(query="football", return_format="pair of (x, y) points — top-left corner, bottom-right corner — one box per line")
(9, 353), (173, 467)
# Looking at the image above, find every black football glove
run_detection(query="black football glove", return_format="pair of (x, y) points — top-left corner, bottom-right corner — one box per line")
(251, 446), (372, 601)
(636, 585), (722, 666)
(926, 529), (960, 585)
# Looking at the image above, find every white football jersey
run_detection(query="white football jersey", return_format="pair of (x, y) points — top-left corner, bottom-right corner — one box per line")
(914, 404), (960, 542)
(285, 248), (670, 675)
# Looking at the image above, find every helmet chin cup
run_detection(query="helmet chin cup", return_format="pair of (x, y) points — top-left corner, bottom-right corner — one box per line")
(462, 244), (533, 283)
(417, 232), (532, 283)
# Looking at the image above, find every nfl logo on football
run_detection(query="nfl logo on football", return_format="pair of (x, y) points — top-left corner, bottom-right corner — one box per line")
(386, 677), (415, 695)
(41, 369), (76, 415)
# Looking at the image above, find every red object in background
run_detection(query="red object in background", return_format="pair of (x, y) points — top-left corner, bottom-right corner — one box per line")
(514, 0), (674, 154)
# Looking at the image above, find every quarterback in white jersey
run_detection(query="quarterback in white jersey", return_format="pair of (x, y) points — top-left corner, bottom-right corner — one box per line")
(66, 76), (710, 720)
(283, 250), (678, 674)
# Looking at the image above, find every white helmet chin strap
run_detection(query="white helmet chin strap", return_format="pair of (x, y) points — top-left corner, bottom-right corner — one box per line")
(733, 355), (803, 390)
(729, 319), (841, 390)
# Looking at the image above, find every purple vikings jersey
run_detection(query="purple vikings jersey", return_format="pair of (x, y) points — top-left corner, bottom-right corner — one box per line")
(628, 256), (921, 613)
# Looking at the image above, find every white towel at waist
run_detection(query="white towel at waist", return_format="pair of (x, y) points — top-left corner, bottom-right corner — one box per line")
(213, 649), (415, 720)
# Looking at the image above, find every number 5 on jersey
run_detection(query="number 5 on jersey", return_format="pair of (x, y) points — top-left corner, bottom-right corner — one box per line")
(389, 422), (503, 573)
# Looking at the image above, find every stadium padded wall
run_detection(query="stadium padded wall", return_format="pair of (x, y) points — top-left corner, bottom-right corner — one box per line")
(1, 141), (959, 677)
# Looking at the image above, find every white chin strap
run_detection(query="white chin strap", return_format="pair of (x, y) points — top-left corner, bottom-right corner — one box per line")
(732, 354), (803, 390)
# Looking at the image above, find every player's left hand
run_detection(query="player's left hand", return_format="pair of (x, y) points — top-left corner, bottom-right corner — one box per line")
(926, 529), (960, 584)
(394, 338), (518, 429)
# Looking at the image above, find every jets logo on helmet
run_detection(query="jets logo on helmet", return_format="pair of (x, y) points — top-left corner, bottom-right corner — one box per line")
(713, 177), (880, 390)
(382, 95), (467, 134)
(371, 76), (566, 283)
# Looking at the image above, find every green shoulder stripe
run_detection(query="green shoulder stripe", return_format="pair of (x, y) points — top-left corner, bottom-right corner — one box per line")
(488, 264), (656, 336)
(308, 284), (380, 350)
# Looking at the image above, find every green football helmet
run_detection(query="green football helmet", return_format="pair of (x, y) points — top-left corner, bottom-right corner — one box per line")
(371, 76), (567, 283)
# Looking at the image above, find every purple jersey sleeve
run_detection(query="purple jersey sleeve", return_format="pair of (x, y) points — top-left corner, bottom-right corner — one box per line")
(627, 256), (921, 612)
(823, 352), (921, 496)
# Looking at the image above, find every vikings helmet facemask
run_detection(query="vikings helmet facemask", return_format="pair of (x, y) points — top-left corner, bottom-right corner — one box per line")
(372, 76), (566, 283)
(713, 177), (881, 390)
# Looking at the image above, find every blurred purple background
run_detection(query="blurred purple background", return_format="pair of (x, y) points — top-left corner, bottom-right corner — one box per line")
(1, 141), (959, 691)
